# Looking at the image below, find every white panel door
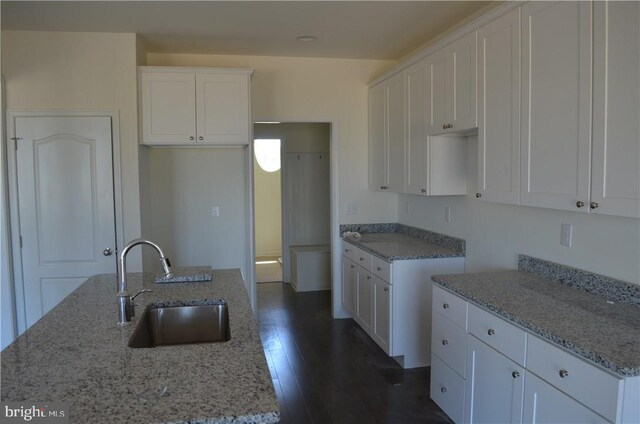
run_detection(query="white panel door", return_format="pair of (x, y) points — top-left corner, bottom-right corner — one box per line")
(342, 258), (357, 317)
(450, 31), (478, 132)
(196, 73), (249, 145)
(404, 60), (428, 195)
(15, 116), (117, 328)
(465, 335), (525, 424)
(373, 276), (391, 354)
(591, 0), (640, 218)
(369, 83), (388, 190)
(427, 51), (449, 135)
(356, 270), (373, 335)
(521, 1), (592, 212)
(386, 72), (405, 192)
(477, 8), (521, 205)
(140, 72), (196, 144)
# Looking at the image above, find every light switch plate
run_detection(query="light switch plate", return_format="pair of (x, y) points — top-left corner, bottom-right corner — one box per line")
(445, 206), (451, 223)
(560, 223), (572, 247)
(211, 206), (220, 218)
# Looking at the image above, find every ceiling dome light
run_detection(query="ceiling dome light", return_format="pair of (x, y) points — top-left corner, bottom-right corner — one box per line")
(296, 35), (317, 42)
(254, 139), (281, 173)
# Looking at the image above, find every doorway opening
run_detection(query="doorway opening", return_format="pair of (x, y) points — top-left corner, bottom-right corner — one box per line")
(253, 123), (332, 299)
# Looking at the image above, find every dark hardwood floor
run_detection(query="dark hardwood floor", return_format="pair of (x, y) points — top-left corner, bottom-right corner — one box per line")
(257, 282), (453, 424)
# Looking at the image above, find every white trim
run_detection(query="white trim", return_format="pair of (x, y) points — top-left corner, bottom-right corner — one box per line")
(368, 1), (524, 87)
(5, 109), (125, 335)
(251, 116), (345, 319)
(138, 66), (254, 76)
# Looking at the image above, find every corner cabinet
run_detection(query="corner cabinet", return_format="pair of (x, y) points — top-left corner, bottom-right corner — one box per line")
(139, 67), (253, 146)
(342, 241), (464, 368)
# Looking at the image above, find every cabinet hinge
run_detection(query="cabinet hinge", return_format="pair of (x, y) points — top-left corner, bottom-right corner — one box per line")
(11, 137), (22, 151)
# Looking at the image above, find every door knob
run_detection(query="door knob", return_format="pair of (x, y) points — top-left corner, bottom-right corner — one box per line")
(103, 248), (113, 256)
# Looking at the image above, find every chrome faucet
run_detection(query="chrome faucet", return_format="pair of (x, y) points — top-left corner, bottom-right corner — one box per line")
(117, 238), (172, 325)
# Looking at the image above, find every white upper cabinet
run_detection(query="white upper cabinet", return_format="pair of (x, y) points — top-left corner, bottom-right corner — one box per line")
(369, 82), (388, 190)
(591, 0), (640, 219)
(477, 8), (521, 205)
(427, 31), (477, 135)
(520, 1), (592, 212)
(405, 60), (428, 195)
(139, 67), (252, 146)
(386, 72), (406, 192)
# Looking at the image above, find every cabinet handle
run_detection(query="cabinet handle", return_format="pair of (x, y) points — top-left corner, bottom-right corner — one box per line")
(189, 136), (195, 141)
(442, 339), (449, 346)
(487, 328), (495, 336)
(512, 371), (520, 379)
(590, 202), (599, 209)
(440, 386), (447, 393)
(380, 186), (388, 190)
(476, 193), (482, 198)
(576, 201), (585, 208)
(421, 188), (426, 193)
(384, 287), (389, 292)
(559, 369), (569, 378)
(198, 136), (204, 141)
(443, 303), (450, 309)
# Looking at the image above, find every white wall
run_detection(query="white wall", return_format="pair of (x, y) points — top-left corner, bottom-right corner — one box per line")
(1, 31), (144, 269)
(398, 136), (640, 284)
(146, 53), (398, 225)
(253, 157), (281, 258)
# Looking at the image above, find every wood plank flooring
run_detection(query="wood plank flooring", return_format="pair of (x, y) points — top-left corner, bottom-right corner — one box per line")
(257, 282), (453, 424)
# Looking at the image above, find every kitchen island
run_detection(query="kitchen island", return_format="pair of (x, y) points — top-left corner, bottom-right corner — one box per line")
(1, 269), (279, 424)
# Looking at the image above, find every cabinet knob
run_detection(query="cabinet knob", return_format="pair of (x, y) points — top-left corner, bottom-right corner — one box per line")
(367, 275), (371, 280)
(359, 257), (364, 261)
(421, 188), (427, 193)
(442, 124), (447, 130)
(440, 386), (447, 393)
(559, 369), (569, 378)
(350, 265), (354, 269)
(345, 249), (349, 253)
(590, 202), (599, 209)
(487, 328), (496, 336)
(576, 201), (585, 208)
(380, 186), (388, 190)
(443, 303), (450, 309)
(512, 371), (520, 379)
(189, 136), (195, 141)
(384, 287), (389, 292)
(198, 136), (204, 141)
(447, 124), (453, 129)
(442, 339), (449, 346)
(103, 247), (113, 256)
(476, 192), (482, 198)
(377, 266), (382, 271)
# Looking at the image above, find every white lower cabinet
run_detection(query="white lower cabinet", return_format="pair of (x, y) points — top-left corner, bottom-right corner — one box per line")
(372, 277), (391, 354)
(341, 258), (357, 316)
(356, 270), (373, 334)
(431, 354), (466, 424)
(465, 334), (525, 423)
(523, 372), (606, 424)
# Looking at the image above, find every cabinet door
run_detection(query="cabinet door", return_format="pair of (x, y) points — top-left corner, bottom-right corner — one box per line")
(591, 0), (640, 218)
(373, 276), (391, 354)
(356, 270), (373, 335)
(196, 73), (249, 145)
(449, 31), (477, 132)
(465, 335), (524, 424)
(341, 258), (357, 317)
(369, 83), (388, 190)
(477, 9), (521, 205)
(427, 50), (449, 135)
(520, 1), (592, 212)
(404, 60), (428, 195)
(523, 372), (606, 424)
(140, 72), (196, 145)
(386, 72), (405, 192)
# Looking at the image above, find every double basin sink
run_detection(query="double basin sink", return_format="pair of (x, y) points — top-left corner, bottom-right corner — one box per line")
(128, 302), (231, 348)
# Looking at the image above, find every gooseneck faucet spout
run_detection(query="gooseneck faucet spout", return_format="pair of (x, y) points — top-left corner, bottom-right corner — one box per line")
(117, 238), (172, 325)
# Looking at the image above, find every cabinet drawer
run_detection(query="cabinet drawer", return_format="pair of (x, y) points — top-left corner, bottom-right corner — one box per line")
(432, 312), (467, 377)
(342, 241), (358, 262)
(432, 285), (468, 329)
(468, 303), (527, 366)
(354, 247), (372, 271)
(526, 335), (623, 422)
(431, 354), (465, 424)
(371, 255), (391, 282)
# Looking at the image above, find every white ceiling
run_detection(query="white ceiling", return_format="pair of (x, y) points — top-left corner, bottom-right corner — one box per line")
(1, 1), (492, 60)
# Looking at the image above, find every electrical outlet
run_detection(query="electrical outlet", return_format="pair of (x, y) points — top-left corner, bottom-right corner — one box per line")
(560, 223), (572, 247)
(445, 206), (451, 223)
(211, 206), (220, 218)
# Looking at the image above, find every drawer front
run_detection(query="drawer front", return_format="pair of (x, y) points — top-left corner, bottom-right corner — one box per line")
(431, 354), (465, 424)
(468, 303), (527, 366)
(526, 335), (622, 422)
(371, 255), (391, 282)
(342, 241), (358, 262)
(432, 312), (467, 377)
(354, 247), (372, 271)
(433, 285), (468, 329)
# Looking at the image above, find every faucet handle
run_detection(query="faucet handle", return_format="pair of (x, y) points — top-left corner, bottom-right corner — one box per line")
(131, 288), (153, 301)
(129, 289), (153, 317)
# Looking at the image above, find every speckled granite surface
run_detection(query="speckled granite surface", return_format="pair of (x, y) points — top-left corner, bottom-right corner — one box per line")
(341, 223), (465, 261)
(432, 269), (640, 377)
(1, 270), (279, 424)
(155, 266), (213, 283)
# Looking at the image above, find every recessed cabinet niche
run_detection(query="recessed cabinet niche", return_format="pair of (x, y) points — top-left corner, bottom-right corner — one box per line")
(139, 67), (253, 146)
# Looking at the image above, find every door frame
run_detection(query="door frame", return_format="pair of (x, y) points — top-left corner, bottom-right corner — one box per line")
(5, 110), (125, 334)
(251, 116), (346, 318)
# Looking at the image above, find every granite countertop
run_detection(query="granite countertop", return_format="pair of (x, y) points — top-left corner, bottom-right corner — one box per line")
(432, 269), (640, 377)
(340, 223), (465, 261)
(1, 269), (279, 423)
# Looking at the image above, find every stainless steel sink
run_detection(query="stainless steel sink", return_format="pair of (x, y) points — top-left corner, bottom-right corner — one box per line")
(128, 302), (231, 348)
